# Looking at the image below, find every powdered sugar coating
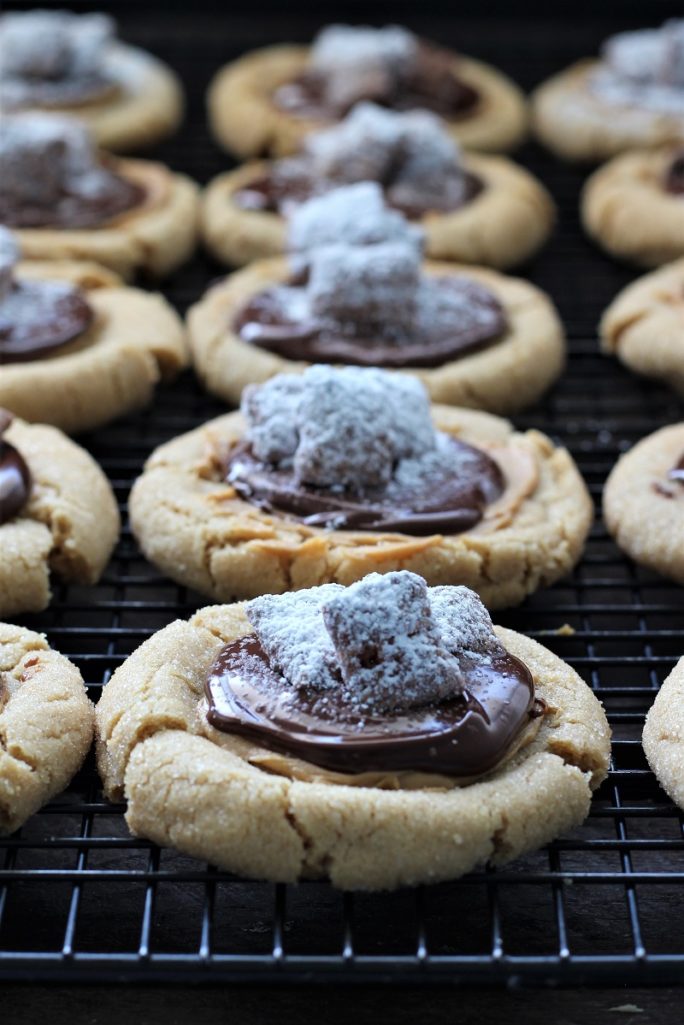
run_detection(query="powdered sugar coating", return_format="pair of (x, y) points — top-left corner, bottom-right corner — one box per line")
(240, 365), (436, 492)
(246, 584), (343, 692)
(0, 277), (83, 337)
(591, 20), (684, 115)
(0, 113), (114, 206)
(414, 275), (504, 339)
(240, 375), (303, 466)
(305, 102), (403, 183)
(308, 241), (420, 334)
(389, 109), (466, 207)
(245, 572), (503, 715)
(287, 182), (424, 255)
(0, 10), (113, 81)
(0, 228), (20, 303)
(384, 432), (501, 508)
(0, 223), (87, 338)
(322, 572), (463, 713)
(303, 102), (463, 200)
(429, 585), (502, 657)
(293, 365), (434, 490)
(310, 24), (417, 112)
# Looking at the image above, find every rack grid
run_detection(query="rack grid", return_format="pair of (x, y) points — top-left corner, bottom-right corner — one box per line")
(2, 8), (684, 987)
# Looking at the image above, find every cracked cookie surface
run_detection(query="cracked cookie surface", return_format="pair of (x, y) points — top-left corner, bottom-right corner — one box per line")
(201, 151), (554, 271)
(582, 149), (684, 267)
(643, 655), (684, 810)
(0, 416), (120, 616)
(187, 258), (565, 415)
(95, 603), (609, 890)
(0, 260), (188, 433)
(604, 423), (684, 584)
(0, 622), (94, 834)
(129, 405), (592, 610)
(600, 257), (684, 393)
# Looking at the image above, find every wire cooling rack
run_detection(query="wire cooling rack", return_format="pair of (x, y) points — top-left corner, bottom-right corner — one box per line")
(2, 7), (684, 987)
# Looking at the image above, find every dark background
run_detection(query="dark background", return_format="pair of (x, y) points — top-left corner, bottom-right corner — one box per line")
(3, 1), (684, 1022)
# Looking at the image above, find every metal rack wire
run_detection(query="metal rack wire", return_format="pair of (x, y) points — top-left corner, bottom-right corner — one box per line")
(2, 9), (684, 987)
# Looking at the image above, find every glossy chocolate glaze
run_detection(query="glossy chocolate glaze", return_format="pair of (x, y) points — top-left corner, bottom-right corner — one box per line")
(234, 167), (483, 220)
(274, 41), (480, 122)
(205, 635), (539, 777)
(665, 151), (684, 195)
(0, 281), (93, 363)
(0, 162), (144, 230)
(0, 411), (31, 524)
(226, 435), (504, 534)
(234, 277), (507, 369)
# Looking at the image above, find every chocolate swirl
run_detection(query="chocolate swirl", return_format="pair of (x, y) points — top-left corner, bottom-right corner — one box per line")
(234, 277), (507, 369)
(226, 435), (504, 535)
(0, 410), (31, 524)
(206, 635), (540, 777)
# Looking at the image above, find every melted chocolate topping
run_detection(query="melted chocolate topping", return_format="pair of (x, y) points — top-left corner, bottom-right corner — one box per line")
(0, 412), (31, 524)
(226, 435), (504, 534)
(274, 41), (480, 122)
(665, 151), (684, 195)
(0, 281), (93, 364)
(206, 635), (539, 777)
(234, 276), (507, 369)
(0, 160), (144, 230)
(234, 168), (483, 221)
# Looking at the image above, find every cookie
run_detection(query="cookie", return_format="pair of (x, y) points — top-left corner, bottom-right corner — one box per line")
(95, 587), (609, 891)
(1, 113), (198, 280)
(643, 656), (684, 810)
(0, 250), (187, 433)
(0, 622), (94, 835)
(0, 10), (183, 152)
(202, 153), (554, 272)
(187, 254), (564, 414)
(533, 21), (684, 162)
(208, 29), (528, 158)
(129, 396), (592, 610)
(603, 423), (684, 584)
(600, 258), (684, 393)
(0, 411), (120, 617)
(582, 148), (684, 267)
